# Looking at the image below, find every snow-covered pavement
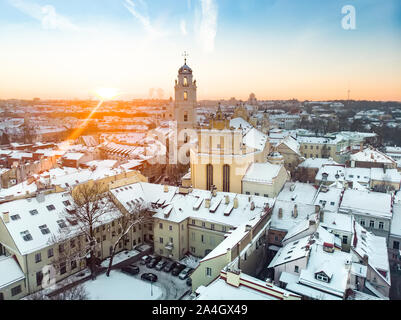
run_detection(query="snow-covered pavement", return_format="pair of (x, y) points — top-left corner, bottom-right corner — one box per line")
(84, 271), (163, 300)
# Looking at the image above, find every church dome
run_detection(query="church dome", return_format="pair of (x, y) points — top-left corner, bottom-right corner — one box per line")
(179, 63), (192, 74)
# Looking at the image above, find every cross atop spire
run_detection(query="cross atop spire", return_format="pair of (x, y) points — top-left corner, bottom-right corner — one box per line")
(182, 51), (189, 64)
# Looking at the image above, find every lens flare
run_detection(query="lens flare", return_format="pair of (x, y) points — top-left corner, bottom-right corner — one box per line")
(95, 88), (119, 101)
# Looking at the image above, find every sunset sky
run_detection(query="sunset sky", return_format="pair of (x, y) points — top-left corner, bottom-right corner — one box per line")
(0, 0), (400, 101)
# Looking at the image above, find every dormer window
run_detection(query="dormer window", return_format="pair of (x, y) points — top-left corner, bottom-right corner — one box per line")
(21, 230), (33, 241)
(39, 224), (50, 235)
(315, 272), (330, 283)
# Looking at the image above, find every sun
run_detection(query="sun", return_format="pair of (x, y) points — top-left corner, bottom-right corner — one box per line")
(95, 88), (120, 101)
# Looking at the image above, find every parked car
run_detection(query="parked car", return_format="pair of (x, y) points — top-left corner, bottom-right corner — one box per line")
(121, 265), (140, 276)
(140, 255), (151, 265)
(155, 259), (168, 271)
(146, 256), (162, 269)
(141, 273), (158, 282)
(171, 263), (186, 276)
(178, 267), (193, 280)
(186, 277), (192, 287)
(163, 260), (175, 273)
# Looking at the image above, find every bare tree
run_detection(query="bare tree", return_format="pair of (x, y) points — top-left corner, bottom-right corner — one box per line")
(105, 201), (152, 277)
(60, 182), (117, 278)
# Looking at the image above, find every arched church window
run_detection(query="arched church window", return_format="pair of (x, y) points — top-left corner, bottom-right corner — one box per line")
(183, 77), (188, 87)
(223, 165), (230, 192)
(206, 164), (213, 191)
(184, 111), (188, 122)
(184, 91), (188, 101)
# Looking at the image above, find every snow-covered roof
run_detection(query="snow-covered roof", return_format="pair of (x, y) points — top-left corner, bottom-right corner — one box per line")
(313, 187), (343, 213)
(196, 276), (293, 300)
(242, 162), (283, 184)
(229, 117), (268, 152)
(111, 182), (275, 228)
(339, 189), (392, 220)
(277, 182), (318, 205)
(0, 256), (25, 289)
(62, 152), (85, 161)
(271, 200), (316, 232)
(277, 136), (301, 156)
(0, 192), (120, 255)
(268, 236), (310, 268)
(370, 168), (401, 183)
(320, 211), (353, 234)
(352, 221), (390, 285)
(298, 158), (338, 169)
(351, 148), (396, 164)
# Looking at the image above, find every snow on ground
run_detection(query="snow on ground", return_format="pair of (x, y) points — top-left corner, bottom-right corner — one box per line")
(180, 254), (201, 269)
(84, 271), (163, 300)
(100, 249), (141, 268)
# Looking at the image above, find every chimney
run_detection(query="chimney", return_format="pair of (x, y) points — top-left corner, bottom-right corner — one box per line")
(250, 201), (255, 211)
(205, 198), (211, 208)
(320, 210), (324, 223)
(315, 205), (320, 213)
(2, 212), (10, 223)
(36, 192), (45, 203)
(278, 208), (283, 219)
(212, 189), (217, 197)
(225, 195), (230, 204)
(245, 225), (252, 232)
(293, 204), (298, 218)
(233, 197), (239, 209)
(163, 185), (169, 193)
(362, 254), (369, 266)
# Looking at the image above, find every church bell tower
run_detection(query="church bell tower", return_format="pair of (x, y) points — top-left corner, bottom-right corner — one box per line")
(174, 52), (197, 134)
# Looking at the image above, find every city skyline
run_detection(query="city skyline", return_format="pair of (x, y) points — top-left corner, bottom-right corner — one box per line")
(0, 0), (400, 101)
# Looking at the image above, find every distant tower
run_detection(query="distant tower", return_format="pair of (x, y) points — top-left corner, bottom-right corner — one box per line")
(174, 52), (197, 138)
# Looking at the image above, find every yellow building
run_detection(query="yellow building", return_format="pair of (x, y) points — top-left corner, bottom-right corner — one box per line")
(190, 107), (271, 194)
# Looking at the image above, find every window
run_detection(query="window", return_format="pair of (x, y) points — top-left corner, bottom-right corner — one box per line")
(294, 265), (299, 273)
(21, 230), (33, 241)
(255, 193), (260, 196)
(369, 220), (375, 228)
(264, 194), (268, 198)
(206, 164), (213, 191)
(206, 267), (212, 277)
(48, 248), (54, 258)
(192, 219), (196, 225)
(36, 271), (43, 286)
(57, 219), (67, 229)
(11, 285), (22, 296)
(201, 235), (205, 243)
(159, 237), (164, 244)
(222, 226), (227, 232)
(379, 222), (384, 230)
(102, 235), (106, 241)
(191, 232), (195, 241)
(184, 112), (188, 122)
(39, 224), (50, 235)
(184, 91), (188, 101)
(29, 209), (39, 216)
(169, 225), (173, 231)
(183, 76), (188, 86)
(59, 244), (65, 253)
(360, 220), (365, 227)
(394, 241), (400, 250)
(35, 253), (42, 263)
(169, 237), (173, 243)
(191, 247), (195, 253)
(159, 223), (163, 229)
(316, 273), (329, 283)
(202, 222), (206, 228)
(71, 260), (77, 270)
(60, 262), (67, 275)
(11, 214), (21, 221)
(62, 200), (71, 206)
(46, 205), (56, 211)
(245, 192), (250, 195)
(211, 224), (215, 230)
(342, 236), (348, 244)
(223, 165), (230, 192)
